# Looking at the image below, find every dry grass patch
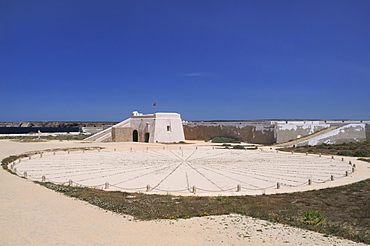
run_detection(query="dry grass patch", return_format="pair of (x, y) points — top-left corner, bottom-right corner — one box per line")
(35, 178), (370, 244)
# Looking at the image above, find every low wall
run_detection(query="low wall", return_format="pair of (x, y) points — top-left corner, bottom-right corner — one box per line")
(295, 124), (366, 146)
(183, 122), (275, 144)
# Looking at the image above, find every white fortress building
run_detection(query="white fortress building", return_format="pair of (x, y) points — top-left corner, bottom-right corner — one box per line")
(85, 111), (185, 143)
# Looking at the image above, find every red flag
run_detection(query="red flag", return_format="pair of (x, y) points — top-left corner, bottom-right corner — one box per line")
(153, 103), (157, 106)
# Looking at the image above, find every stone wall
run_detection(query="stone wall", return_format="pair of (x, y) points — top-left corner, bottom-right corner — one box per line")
(183, 122), (275, 144)
(275, 122), (330, 143)
(295, 124), (367, 146)
(111, 127), (133, 142)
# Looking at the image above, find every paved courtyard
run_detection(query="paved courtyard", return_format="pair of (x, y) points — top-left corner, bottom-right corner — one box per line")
(13, 146), (354, 195)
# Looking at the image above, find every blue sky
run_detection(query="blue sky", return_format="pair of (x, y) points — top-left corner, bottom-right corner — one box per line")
(1, 0), (369, 121)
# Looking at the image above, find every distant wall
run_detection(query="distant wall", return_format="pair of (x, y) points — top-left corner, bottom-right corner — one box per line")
(295, 124), (366, 146)
(183, 122), (275, 144)
(275, 122), (330, 143)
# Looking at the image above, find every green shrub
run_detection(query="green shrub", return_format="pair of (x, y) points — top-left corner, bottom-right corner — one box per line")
(222, 143), (232, 147)
(211, 137), (240, 143)
(232, 145), (245, 149)
(354, 149), (369, 157)
(316, 143), (327, 149)
(337, 150), (354, 156)
(300, 210), (325, 225)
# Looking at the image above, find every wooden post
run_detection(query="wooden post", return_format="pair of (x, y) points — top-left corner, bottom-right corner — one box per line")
(104, 182), (109, 189)
(331, 175), (334, 181)
(308, 179), (312, 185)
(42, 176), (46, 182)
(236, 184), (241, 192)
(146, 185), (151, 192)
(192, 186), (196, 194)
(277, 182), (280, 189)
(69, 179), (73, 186)
(24, 171), (27, 178)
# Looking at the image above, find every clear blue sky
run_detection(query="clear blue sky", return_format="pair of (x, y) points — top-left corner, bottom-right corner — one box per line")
(1, 0), (369, 121)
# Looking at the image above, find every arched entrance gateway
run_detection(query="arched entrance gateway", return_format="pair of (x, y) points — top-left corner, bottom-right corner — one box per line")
(132, 130), (138, 142)
(144, 132), (150, 143)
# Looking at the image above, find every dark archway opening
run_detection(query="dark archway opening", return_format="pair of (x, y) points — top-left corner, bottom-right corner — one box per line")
(133, 130), (138, 142)
(144, 132), (150, 143)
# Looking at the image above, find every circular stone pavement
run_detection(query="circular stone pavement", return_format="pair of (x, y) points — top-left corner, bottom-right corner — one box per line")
(13, 147), (355, 196)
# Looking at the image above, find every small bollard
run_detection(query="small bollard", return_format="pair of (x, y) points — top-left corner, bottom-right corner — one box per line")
(83, 150), (85, 153)
(24, 171), (27, 178)
(163, 147), (165, 150)
(212, 147), (214, 150)
(352, 167), (355, 173)
(308, 179), (312, 185)
(29, 156), (32, 160)
(331, 175), (334, 181)
(276, 150), (278, 153)
(319, 153), (321, 157)
(345, 171), (348, 177)
(277, 182), (280, 189)
(14, 168), (17, 173)
(353, 164), (356, 168)
(104, 182), (109, 189)
(130, 147), (132, 151)
(196, 146), (198, 150)
(331, 156), (334, 159)
(42, 176), (46, 182)
(291, 151), (294, 154)
(40, 153), (43, 158)
(68, 150), (70, 154)
(236, 184), (241, 192)
(53, 152), (56, 155)
(349, 161), (352, 165)
(147, 147), (149, 151)
(69, 179), (73, 186)
(306, 152), (308, 156)
(179, 147), (181, 150)
(192, 186), (196, 194)
(146, 185), (151, 192)
(341, 158), (344, 161)
(114, 148), (116, 152)
(19, 159), (21, 163)
(98, 149), (100, 152)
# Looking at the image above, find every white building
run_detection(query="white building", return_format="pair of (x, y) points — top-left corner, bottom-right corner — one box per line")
(85, 111), (185, 143)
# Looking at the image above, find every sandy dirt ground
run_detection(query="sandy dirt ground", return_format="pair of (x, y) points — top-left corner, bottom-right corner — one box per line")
(0, 140), (369, 245)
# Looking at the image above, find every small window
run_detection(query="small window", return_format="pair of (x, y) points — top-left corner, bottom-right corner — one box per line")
(166, 126), (171, 132)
